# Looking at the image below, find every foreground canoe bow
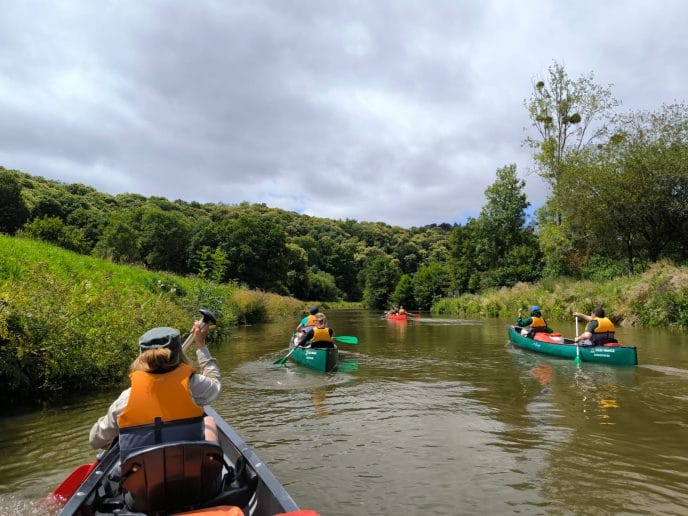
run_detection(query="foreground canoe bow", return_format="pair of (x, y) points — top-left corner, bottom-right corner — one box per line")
(57, 406), (305, 516)
(508, 326), (638, 366)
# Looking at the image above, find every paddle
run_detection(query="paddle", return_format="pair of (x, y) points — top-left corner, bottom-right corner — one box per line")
(182, 308), (217, 352)
(574, 316), (582, 365)
(51, 309), (215, 503)
(273, 342), (302, 366)
(334, 335), (358, 345)
(52, 461), (98, 502)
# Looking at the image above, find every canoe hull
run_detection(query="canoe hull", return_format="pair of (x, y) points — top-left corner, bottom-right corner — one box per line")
(289, 336), (338, 372)
(508, 326), (638, 366)
(386, 313), (407, 321)
(58, 406), (300, 516)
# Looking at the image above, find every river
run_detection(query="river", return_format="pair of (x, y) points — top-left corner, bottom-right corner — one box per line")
(1, 309), (687, 515)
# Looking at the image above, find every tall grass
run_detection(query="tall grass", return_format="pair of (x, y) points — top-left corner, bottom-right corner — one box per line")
(433, 261), (688, 329)
(0, 236), (303, 400)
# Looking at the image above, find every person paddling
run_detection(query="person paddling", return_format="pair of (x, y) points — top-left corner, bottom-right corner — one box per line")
(517, 305), (550, 337)
(89, 318), (221, 457)
(573, 306), (618, 346)
(296, 312), (335, 349)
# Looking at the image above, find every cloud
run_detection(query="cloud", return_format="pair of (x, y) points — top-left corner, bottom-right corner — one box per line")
(0, 1), (686, 227)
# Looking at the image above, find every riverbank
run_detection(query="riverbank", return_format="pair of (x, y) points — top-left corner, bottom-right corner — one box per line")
(0, 235), (305, 401)
(433, 261), (688, 329)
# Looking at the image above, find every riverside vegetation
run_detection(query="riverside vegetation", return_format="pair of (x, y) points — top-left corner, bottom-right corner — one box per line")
(0, 235), (303, 403)
(2, 235), (687, 403)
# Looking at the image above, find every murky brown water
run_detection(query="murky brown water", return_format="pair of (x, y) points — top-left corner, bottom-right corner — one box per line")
(1, 310), (687, 515)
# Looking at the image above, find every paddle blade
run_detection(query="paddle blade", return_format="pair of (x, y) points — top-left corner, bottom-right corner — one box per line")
(273, 355), (289, 366)
(337, 360), (359, 372)
(334, 335), (358, 345)
(52, 461), (97, 502)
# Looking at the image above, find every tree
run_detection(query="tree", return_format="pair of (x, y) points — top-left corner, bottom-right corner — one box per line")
(93, 210), (142, 263)
(0, 169), (30, 234)
(139, 207), (192, 273)
(556, 103), (688, 272)
(412, 262), (451, 310)
(20, 216), (87, 253)
(450, 164), (541, 291)
(362, 253), (401, 309)
(285, 243), (309, 299)
(525, 61), (618, 224)
(215, 214), (288, 292)
(391, 274), (415, 308)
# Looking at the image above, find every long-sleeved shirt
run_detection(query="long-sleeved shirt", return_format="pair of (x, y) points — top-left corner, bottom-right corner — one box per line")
(89, 347), (221, 450)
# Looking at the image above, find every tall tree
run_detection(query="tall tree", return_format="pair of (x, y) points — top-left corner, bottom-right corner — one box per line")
(525, 61), (618, 222)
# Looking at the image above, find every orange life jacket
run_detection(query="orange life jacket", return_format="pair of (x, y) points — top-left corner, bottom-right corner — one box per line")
(530, 316), (548, 330)
(304, 314), (317, 327)
(118, 363), (204, 456)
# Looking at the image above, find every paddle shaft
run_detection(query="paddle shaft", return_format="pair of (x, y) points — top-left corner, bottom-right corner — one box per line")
(181, 309), (217, 352)
(574, 317), (581, 364)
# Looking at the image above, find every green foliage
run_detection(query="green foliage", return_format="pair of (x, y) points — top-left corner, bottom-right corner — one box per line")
(433, 261), (688, 330)
(412, 262), (451, 310)
(0, 168), (30, 234)
(391, 274), (415, 308)
(362, 254), (401, 309)
(19, 216), (88, 253)
(524, 60), (618, 189)
(307, 269), (342, 301)
(449, 164), (542, 293)
(0, 235), (303, 400)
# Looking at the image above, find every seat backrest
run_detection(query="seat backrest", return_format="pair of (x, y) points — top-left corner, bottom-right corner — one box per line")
(120, 440), (225, 513)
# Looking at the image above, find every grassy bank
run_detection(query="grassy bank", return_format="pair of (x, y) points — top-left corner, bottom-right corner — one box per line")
(0, 235), (303, 400)
(433, 261), (688, 329)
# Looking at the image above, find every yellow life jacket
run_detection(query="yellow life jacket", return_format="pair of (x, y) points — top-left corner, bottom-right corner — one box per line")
(118, 363), (204, 456)
(592, 317), (615, 333)
(311, 327), (334, 343)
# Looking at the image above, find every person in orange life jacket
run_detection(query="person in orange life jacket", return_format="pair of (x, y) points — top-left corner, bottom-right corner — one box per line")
(89, 319), (221, 458)
(516, 305), (550, 337)
(398, 306), (407, 315)
(573, 306), (617, 347)
(296, 312), (334, 349)
(296, 305), (320, 332)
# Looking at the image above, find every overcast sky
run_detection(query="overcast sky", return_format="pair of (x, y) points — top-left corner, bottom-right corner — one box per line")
(1, 1), (686, 228)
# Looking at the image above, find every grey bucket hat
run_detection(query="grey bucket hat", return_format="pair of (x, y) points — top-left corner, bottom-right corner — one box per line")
(138, 327), (181, 355)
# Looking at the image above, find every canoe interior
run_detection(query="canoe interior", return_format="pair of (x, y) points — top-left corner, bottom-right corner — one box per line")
(58, 406), (299, 516)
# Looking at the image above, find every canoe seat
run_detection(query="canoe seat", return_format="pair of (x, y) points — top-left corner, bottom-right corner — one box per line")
(120, 440), (227, 513)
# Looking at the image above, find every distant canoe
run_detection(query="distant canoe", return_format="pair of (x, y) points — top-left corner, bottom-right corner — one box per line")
(386, 313), (407, 321)
(507, 325), (638, 366)
(288, 334), (338, 372)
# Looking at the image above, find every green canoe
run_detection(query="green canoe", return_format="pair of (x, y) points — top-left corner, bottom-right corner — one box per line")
(288, 335), (339, 372)
(508, 326), (638, 366)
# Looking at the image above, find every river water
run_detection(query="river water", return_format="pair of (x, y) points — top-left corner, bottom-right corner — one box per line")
(1, 309), (687, 515)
